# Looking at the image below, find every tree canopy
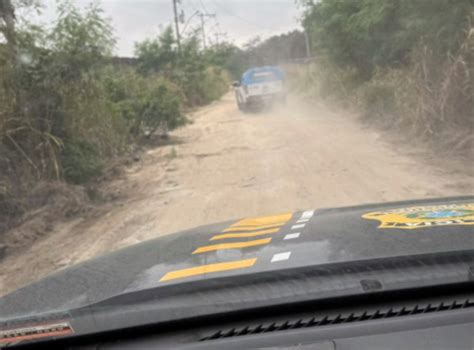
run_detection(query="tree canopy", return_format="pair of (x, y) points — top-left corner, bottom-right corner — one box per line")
(301, 0), (473, 78)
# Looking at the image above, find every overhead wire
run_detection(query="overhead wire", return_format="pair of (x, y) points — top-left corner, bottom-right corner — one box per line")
(181, 0), (203, 38)
(195, 0), (227, 47)
(209, 0), (276, 31)
(198, 0), (209, 14)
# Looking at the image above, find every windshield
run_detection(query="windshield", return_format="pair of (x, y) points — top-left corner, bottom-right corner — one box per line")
(243, 68), (283, 83)
(0, 0), (473, 345)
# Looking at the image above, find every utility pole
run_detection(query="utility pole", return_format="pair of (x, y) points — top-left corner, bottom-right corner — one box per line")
(0, 0), (17, 54)
(172, 0), (181, 52)
(199, 12), (207, 49)
(198, 12), (215, 49)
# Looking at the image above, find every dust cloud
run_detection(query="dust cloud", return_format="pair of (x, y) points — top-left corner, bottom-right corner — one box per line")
(0, 93), (472, 296)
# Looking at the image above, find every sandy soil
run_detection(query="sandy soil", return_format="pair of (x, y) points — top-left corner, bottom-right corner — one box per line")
(1, 93), (472, 296)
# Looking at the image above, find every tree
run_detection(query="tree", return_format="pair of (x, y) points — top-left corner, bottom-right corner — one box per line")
(49, 0), (115, 81)
(135, 26), (177, 75)
(224, 30), (308, 75)
(134, 29), (230, 106)
(1, 0), (120, 184)
(0, 0), (16, 51)
(204, 43), (245, 79)
(0, 0), (41, 60)
(300, 0), (473, 79)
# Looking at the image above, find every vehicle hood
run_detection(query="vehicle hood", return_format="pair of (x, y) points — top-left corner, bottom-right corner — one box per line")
(0, 196), (473, 343)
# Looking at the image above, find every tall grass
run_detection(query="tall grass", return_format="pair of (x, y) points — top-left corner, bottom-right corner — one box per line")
(360, 21), (473, 150)
(286, 19), (473, 153)
(0, 1), (230, 235)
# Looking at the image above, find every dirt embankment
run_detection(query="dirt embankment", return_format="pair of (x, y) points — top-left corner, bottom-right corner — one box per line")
(1, 93), (472, 296)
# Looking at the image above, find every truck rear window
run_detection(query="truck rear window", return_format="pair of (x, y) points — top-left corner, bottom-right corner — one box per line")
(251, 71), (279, 82)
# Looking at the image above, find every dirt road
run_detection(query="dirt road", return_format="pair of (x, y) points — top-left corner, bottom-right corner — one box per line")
(1, 93), (472, 296)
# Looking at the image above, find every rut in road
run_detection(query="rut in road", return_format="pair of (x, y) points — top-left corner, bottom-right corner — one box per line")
(0, 93), (472, 296)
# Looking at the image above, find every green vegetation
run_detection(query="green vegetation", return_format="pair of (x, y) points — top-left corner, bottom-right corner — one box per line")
(102, 67), (186, 138)
(134, 31), (230, 106)
(295, 0), (473, 150)
(301, 0), (472, 79)
(0, 0), (231, 229)
(218, 30), (307, 79)
(242, 31), (307, 66)
(2, 0), (470, 235)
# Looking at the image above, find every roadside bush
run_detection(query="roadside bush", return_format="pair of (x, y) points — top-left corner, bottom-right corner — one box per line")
(139, 77), (187, 136)
(194, 66), (230, 104)
(103, 67), (187, 137)
(295, 0), (473, 154)
(0, 1), (127, 232)
(291, 26), (473, 153)
(135, 31), (230, 107)
(357, 23), (473, 150)
(135, 27), (177, 77)
(0, 178), (23, 236)
(285, 59), (363, 106)
(0, 1), (122, 181)
(0, 0), (232, 237)
(62, 140), (103, 184)
(301, 0), (473, 80)
(359, 81), (397, 122)
(175, 62), (229, 107)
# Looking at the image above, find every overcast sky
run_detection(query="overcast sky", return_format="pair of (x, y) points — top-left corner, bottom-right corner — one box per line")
(35, 0), (303, 57)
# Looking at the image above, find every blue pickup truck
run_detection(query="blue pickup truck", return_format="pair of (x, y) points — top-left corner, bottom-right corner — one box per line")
(233, 66), (287, 112)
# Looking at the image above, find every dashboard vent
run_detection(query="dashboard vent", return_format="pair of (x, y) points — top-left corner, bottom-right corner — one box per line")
(200, 298), (474, 341)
